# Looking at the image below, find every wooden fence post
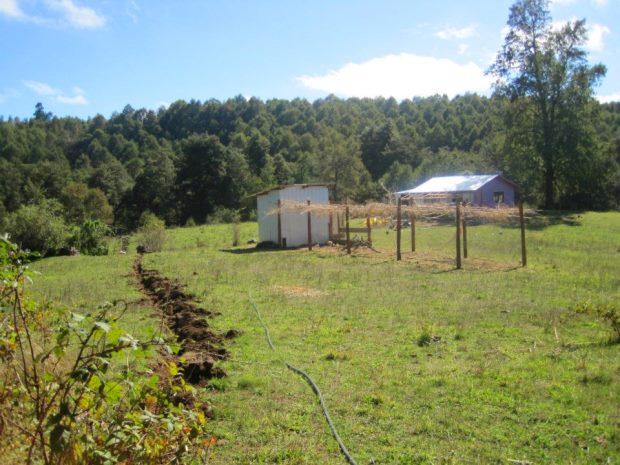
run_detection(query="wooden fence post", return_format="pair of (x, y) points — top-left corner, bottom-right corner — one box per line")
(396, 197), (402, 261)
(277, 199), (282, 248)
(410, 212), (416, 252)
(345, 202), (351, 255)
(307, 199), (312, 251)
(455, 202), (462, 269)
(462, 218), (468, 259)
(519, 202), (527, 267)
(366, 215), (372, 246)
(328, 210), (333, 241)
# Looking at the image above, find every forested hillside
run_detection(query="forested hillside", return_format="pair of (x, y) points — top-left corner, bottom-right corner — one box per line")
(1, 95), (619, 234)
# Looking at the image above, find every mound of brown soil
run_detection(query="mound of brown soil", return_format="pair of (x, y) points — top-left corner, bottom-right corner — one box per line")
(134, 257), (237, 385)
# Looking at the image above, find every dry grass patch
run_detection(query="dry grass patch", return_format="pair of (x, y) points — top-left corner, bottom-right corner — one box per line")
(270, 284), (327, 298)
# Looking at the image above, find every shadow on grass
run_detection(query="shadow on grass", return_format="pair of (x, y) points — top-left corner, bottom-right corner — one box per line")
(525, 210), (586, 230)
(220, 246), (287, 254)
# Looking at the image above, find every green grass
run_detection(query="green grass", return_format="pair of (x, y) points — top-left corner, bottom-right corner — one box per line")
(31, 214), (620, 464)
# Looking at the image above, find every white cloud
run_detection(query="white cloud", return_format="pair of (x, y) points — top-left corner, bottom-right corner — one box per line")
(24, 80), (58, 95)
(23, 80), (89, 105)
(457, 44), (469, 55)
(45, 0), (105, 29)
(56, 93), (88, 105)
(435, 26), (476, 40)
(297, 53), (492, 100)
(0, 0), (22, 17)
(586, 23), (610, 51)
(592, 0), (608, 7)
(125, 0), (139, 23)
(597, 92), (620, 103)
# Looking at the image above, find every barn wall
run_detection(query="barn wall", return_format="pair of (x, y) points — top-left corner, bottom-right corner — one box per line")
(478, 177), (515, 207)
(257, 190), (279, 244)
(279, 186), (330, 247)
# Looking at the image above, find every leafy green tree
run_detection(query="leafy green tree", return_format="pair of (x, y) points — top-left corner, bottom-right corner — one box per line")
(60, 182), (114, 225)
(488, 0), (606, 208)
(33, 102), (52, 121)
(315, 129), (371, 201)
(380, 161), (415, 192)
(129, 146), (177, 224)
(177, 134), (249, 223)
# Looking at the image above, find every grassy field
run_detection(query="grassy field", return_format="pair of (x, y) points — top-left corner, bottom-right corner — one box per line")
(31, 212), (620, 464)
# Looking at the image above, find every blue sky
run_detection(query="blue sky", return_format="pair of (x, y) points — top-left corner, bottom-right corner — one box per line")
(1, 0), (618, 119)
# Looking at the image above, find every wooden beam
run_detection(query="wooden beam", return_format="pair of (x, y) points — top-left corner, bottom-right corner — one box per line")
(455, 202), (462, 269)
(366, 215), (372, 246)
(519, 202), (527, 267)
(396, 197), (402, 261)
(277, 199), (282, 248)
(307, 199), (312, 251)
(410, 212), (416, 252)
(462, 218), (468, 259)
(345, 203), (351, 255)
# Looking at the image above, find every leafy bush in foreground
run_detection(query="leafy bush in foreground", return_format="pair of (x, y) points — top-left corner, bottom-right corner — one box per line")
(0, 236), (215, 464)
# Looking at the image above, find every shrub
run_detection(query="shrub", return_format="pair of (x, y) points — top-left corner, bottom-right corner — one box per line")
(138, 211), (166, 252)
(69, 219), (110, 255)
(5, 200), (67, 255)
(575, 301), (620, 343)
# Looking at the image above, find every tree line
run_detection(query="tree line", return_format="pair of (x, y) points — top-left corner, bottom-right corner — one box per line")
(0, 0), (618, 255)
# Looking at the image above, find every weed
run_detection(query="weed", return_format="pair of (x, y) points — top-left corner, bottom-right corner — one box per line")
(322, 350), (351, 361)
(575, 301), (620, 343)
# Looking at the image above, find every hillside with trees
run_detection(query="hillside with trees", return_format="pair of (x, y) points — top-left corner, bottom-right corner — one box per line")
(2, 96), (618, 226)
(1, 1), (619, 255)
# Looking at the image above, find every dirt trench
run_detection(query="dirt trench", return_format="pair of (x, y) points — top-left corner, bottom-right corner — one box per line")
(134, 256), (237, 385)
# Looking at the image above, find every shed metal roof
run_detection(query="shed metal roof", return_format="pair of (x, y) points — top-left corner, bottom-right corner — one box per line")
(253, 183), (331, 198)
(397, 174), (504, 195)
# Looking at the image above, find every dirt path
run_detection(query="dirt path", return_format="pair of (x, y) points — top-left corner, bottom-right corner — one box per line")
(134, 255), (237, 385)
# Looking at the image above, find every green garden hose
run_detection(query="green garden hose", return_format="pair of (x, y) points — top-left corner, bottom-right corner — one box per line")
(249, 299), (359, 465)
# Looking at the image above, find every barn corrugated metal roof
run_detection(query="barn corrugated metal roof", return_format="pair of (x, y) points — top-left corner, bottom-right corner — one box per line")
(397, 175), (500, 195)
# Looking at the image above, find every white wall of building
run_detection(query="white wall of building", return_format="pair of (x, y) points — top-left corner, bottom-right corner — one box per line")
(257, 185), (330, 247)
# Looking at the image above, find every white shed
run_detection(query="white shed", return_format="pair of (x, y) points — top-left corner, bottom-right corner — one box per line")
(256, 184), (330, 248)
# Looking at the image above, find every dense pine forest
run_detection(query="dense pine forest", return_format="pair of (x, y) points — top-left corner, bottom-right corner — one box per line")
(1, 94), (619, 251)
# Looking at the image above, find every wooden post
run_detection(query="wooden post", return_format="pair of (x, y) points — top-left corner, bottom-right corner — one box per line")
(345, 203), (351, 255)
(307, 199), (312, 251)
(455, 202), (462, 269)
(462, 218), (468, 259)
(396, 197), (402, 261)
(519, 202), (527, 267)
(277, 199), (282, 248)
(366, 215), (372, 246)
(328, 210), (333, 240)
(337, 213), (341, 238)
(410, 212), (416, 252)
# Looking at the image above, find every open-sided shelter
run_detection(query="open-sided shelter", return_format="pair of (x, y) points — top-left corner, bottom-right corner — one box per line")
(256, 184), (330, 248)
(396, 174), (517, 207)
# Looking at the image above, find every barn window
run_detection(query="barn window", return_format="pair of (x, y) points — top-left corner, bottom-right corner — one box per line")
(493, 191), (505, 204)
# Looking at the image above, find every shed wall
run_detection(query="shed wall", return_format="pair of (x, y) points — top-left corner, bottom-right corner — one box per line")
(279, 186), (330, 247)
(257, 190), (279, 244)
(478, 177), (515, 207)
